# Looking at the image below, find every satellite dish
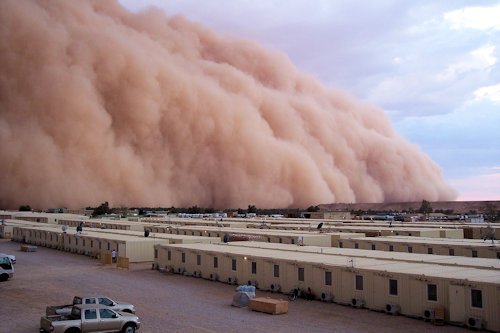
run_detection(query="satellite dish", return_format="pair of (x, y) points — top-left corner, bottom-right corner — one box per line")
(317, 223), (323, 230)
(61, 225), (68, 233)
(144, 229), (150, 237)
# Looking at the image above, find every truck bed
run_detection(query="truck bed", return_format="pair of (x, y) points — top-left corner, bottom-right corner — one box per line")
(46, 304), (73, 316)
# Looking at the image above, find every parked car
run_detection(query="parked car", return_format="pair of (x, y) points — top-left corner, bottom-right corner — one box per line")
(47, 296), (135, 316)
(0, 254), (14, 281)
(40, 304), (140, 333)
(0, 253), (16, 264)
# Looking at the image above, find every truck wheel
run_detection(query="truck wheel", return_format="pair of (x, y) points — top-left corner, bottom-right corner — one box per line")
(65, 328), (80, 333)
(0, 274), (8, 282)
(122, 324), (136, 333)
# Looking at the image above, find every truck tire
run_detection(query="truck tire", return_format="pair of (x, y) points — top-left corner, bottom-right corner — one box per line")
(122, 323), (136, 333)
(0, 273), (8, 282)
(65, 328), (80, 333)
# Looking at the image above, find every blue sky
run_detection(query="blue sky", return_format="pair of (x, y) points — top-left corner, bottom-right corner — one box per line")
(119, 0), (500, 201)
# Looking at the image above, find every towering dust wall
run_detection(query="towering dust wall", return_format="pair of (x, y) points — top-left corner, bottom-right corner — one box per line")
(0, 0), (456, 209)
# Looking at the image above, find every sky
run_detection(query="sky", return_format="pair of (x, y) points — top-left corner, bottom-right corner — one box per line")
(119, 0), (500, 201)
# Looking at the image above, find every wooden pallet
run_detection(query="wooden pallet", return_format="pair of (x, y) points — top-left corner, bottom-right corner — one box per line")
(249, 297), (288, 315)
(433, 305), (445, 326)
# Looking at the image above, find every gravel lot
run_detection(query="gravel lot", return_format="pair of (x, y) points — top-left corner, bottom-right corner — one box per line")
(0, 239), (468, 333)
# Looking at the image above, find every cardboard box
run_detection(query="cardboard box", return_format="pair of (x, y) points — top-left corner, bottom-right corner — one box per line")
(20, 244), (37, 252)
(249, 297), (288, 315)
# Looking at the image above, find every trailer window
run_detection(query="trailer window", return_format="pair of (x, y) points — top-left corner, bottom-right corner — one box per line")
(273, 264), (280, 278)
(197, 255), (201, 266)
(298, 267), (305, 281)
(427, 248), (433, 254)
(449, 249), (454, 256)
(181, 253), (185, 263)
(167, 250), (171, 261)
(325, 271), (332, 286)
(371, 244), (376, 250)
(354, 243), (359, 249)
(471, 289), (482, 308)
(231, 259), (236, 271)
(355, 275), (363, 290)
(251, 262), (257, 274)
(472, 250), (478, 258)
(427, 284), (437, 301)
(407, 246), (413, 253)
(389, 279), (398, 296)
(213, 256), (218, 268)
(389, 245), (394, 252)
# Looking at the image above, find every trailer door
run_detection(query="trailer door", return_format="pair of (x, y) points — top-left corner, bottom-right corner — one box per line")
(449, 285), (465, 322)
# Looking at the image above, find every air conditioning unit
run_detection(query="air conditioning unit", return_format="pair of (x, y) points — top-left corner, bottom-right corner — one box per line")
(423, 309), (435, 320)
(193, 270), (202, 278)
(183, 271), (193, 277)
(467, 317), (483, 329)
(351, 298), (365, 308)
(227, 276), (238, 285)
(386, 303), (401, 315)
(320, 292), (334, 302)
(270, 283), (281, 292)
(209, 273), (219, 281)
(247, 280), (259, 288)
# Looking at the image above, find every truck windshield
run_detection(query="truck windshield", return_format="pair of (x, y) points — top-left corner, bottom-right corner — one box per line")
(0, 256), (13, 270)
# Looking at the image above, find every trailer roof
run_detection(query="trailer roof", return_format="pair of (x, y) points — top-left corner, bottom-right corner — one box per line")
(160, 242), (500, 284)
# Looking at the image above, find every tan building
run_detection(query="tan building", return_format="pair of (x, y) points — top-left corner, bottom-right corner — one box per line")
(156, 242), (500, 332)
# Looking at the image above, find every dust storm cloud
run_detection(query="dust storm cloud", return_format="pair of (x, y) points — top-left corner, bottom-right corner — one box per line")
(0, 0), (456, 209)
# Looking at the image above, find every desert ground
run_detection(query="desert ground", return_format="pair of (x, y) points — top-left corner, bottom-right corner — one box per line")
(0, 239), (469, 333)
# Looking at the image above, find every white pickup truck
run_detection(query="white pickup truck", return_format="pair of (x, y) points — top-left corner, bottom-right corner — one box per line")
(47, 296), (135, 316)
(0, 254), (14, 281)
(40, 304), (140, 333)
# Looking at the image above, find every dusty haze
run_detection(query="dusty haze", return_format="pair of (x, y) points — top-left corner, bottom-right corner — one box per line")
(0, 0), (456, 209)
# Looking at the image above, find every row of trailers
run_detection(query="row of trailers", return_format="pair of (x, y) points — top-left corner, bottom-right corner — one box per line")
(8, 223), (218, 262)
(155, 242), (500, 332)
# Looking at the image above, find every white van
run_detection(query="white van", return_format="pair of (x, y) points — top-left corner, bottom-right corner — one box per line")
(0, 254), (14, 281)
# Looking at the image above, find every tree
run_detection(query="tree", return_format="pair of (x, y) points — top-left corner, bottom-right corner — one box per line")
(91, 201), (111, 217)
(187, 206), (201, 214)
(418, 200), (433, 214)
(19, 205), (32, 212)
(247, 205), (257, 214)
(306, 205), (320, 212)
(484, 203), (499, 223)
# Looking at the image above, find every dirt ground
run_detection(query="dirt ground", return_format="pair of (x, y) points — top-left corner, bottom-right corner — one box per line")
(0, 239), (470, 333)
